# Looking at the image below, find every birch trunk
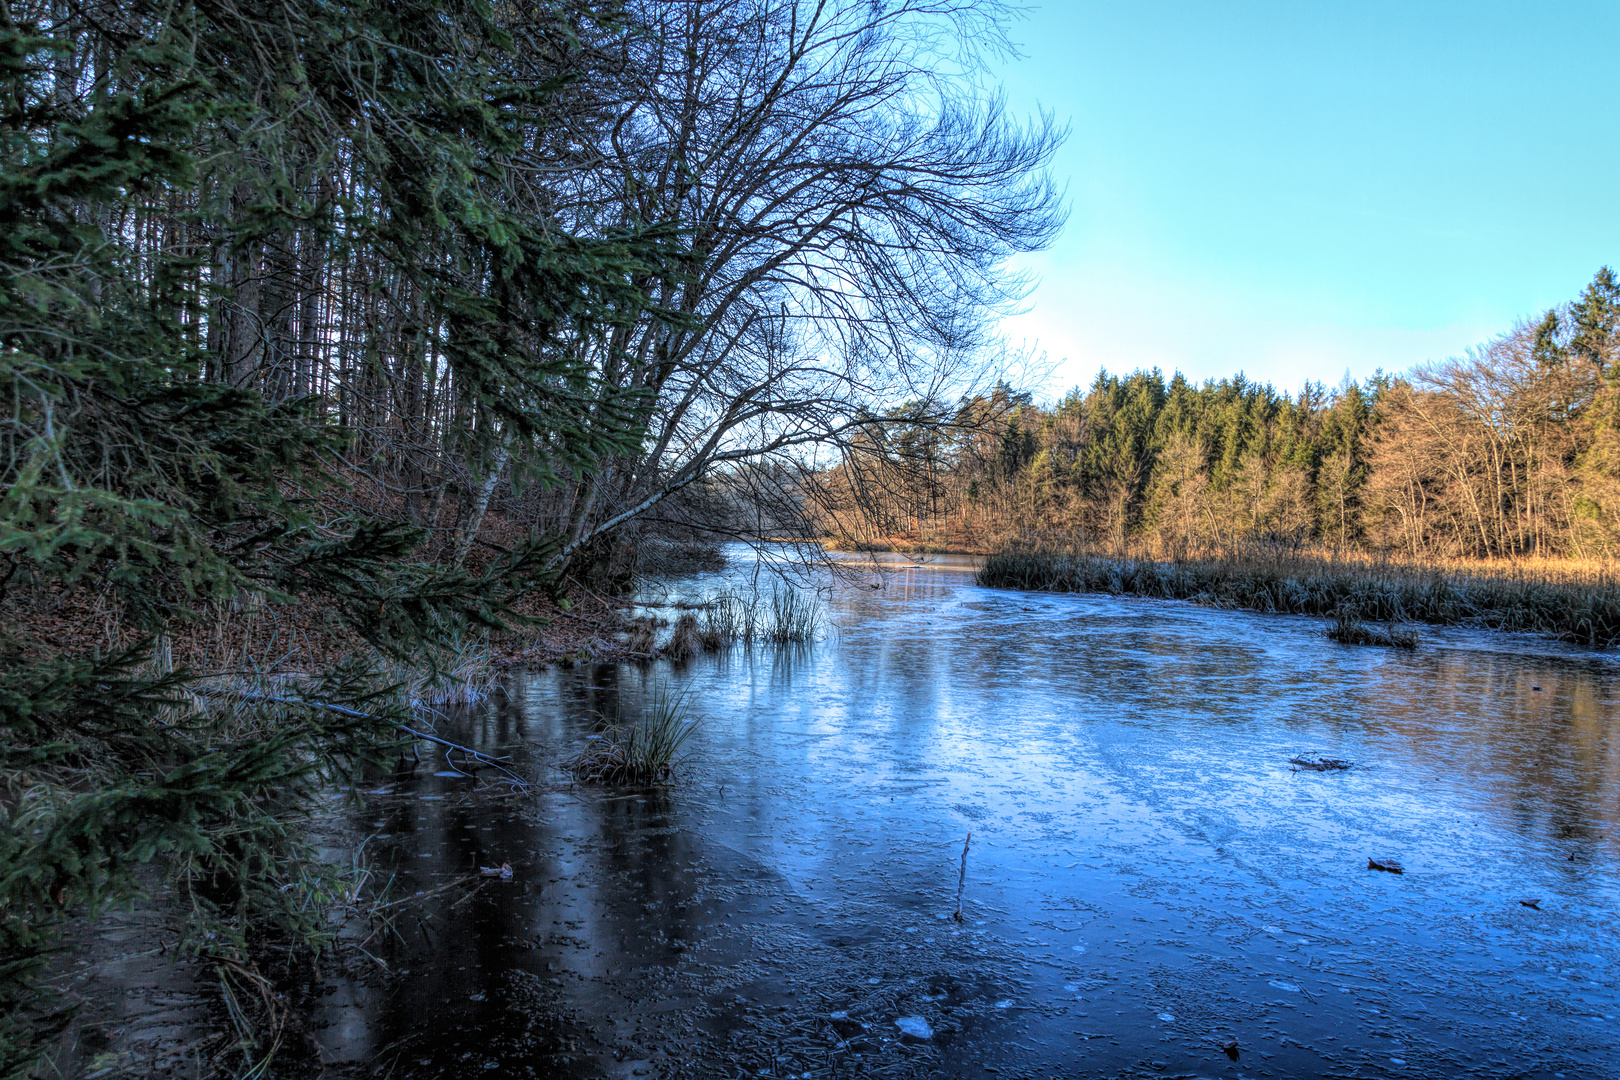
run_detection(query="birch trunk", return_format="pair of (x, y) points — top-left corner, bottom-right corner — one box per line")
(452, 445), (510, 568)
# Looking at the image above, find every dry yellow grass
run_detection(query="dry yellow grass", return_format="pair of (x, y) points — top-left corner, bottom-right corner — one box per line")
(978, 543), (1620, 647)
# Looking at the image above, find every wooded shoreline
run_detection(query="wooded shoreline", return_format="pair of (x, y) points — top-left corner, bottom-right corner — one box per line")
(813, 269), (1620, 565)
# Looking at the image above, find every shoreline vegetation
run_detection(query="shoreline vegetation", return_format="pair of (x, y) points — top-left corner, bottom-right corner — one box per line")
(805, 266), (1620, 650)
(637, 583), (826, 661)
(566, 688), (700, 784)
(8, 0), (1016, 1057)
(975, 546), (1620, 647)
(822, 537), (982, 556)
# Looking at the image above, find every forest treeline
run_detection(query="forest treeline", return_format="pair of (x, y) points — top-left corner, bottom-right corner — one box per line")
(819, 269), (1620, 561)
(0, 0), (1057, 1072)
(0, 0), (1059, 581)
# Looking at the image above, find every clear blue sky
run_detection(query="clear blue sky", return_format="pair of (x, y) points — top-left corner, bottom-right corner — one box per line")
(990, 1), (1620, 399)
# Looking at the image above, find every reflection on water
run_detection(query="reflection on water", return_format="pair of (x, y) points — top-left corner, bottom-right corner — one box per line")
(316, 555), (1620, 1079)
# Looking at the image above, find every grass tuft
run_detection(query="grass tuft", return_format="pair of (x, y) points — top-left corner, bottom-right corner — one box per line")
(567, 688), (700, 784)
(1324, 605), (1419, 648)
(625, 616), (658, 656)
(687, 585), (825, 651)
(763, 585), (823, 643)
(664, 613), (703, 660)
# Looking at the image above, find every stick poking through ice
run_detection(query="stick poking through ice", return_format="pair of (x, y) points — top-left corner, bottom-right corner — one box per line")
(954, 832), (972, 921)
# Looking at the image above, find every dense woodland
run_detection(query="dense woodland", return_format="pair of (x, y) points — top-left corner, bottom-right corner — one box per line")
(0, 0), (1057, 1072)
(819, 269), (1620, 561)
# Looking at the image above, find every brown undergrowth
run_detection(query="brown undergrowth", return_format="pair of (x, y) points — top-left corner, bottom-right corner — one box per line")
(2, 576), (642, 698)
(819, 532), (994, 556)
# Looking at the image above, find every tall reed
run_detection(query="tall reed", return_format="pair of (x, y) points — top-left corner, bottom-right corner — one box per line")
(567, 687), (700, 784)
(693, 585), (824, 650)
(978, 546), (1620, 647)
(699, 592), (753, 648)
(763, 584), (824, 643)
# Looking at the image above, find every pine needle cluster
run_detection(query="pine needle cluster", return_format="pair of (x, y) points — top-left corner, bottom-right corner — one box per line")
(0, 2), (674, 1073)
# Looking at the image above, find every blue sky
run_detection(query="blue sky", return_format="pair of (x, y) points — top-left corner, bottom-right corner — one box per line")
(989, 1), (1620, 399)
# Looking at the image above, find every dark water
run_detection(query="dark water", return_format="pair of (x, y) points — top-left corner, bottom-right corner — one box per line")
(315, 556), (1620, 1079)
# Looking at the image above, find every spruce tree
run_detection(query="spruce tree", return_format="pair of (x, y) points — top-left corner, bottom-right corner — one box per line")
(1570, 267), (1620, 375)
(0, 2), (673, 1072)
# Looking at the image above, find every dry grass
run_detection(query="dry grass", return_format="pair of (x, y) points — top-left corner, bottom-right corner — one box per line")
(375, 626), (498, 707)
(619, 587), (826, 662)
(625, 616), (659, 655)
(762, 585), (824, 643)
(978, 543), (1620, 647)
(690, 586), (825, 651)
(820, 536), (966, 555)
(566, 688), (700, 784)
(664, 613), (703, 660)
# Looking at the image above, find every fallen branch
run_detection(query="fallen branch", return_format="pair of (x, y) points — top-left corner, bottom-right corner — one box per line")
(953, 832), (972, 921)
(201, 690), (530, 789)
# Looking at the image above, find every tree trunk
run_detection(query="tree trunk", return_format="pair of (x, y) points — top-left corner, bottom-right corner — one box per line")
(453, 446), (510, 568)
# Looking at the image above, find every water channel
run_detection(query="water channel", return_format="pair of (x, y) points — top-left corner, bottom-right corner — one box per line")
(314, 551), (1620, 1079)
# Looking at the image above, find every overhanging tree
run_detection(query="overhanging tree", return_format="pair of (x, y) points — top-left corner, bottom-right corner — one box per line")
(0, 0), (674, 1071)
(529, 0), (1065, 566)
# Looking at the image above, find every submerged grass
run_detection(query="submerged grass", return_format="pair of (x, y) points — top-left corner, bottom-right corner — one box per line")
(1290, 755), (1354, 771)
(978, 546), (1620, 647)
(567, 688), (699, 784)
(763, 584), (824, 644)
(1325, 605), (1419, 649)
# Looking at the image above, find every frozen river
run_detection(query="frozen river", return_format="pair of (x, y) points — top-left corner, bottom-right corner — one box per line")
(315, 554), (1620, 1079)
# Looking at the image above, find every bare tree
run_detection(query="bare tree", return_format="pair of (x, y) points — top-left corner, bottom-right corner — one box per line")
(1317, 448), (1357, 547)
(1410, 320), (1593, 556)
(542, 0), (1065, 565)
(1362, 317), (1597, 558)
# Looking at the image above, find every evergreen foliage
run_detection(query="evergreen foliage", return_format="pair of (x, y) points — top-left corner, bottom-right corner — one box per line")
(0, 1), (671, 1072)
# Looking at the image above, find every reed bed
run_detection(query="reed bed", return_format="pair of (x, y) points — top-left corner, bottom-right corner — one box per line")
(699, 592), (751, 648)
(1324, 605), (1419, 649)
(762, 585), (824, 644)
(978, 547), (1620, 647)
(661, 585), (825, 655)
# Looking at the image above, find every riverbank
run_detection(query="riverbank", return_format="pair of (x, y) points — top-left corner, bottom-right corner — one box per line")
(978, 547), (1620, 647)
(296, 561), (1620, 1079)
(818, 532), (994, 556)
(37, 553), (1620, 1080)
